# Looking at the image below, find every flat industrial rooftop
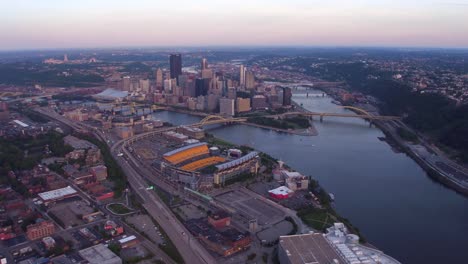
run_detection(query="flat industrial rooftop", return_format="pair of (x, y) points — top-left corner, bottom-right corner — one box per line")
(279, 233), (345, 264)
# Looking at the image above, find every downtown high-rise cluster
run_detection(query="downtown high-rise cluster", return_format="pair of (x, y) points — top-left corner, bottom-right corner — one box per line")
(120, 54), (292, 116)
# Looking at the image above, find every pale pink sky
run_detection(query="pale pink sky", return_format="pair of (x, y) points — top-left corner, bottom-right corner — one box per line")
(1, 0), (468, 50)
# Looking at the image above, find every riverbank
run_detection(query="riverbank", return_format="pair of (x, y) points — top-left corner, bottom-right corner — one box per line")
(319, 92), (468, 196)
(243, 122), (318, 136)
(204, 96), (468, 264)
(162, 106), (319, 136)
(203, 135), (368, 244)
(376, 122), (468, 196)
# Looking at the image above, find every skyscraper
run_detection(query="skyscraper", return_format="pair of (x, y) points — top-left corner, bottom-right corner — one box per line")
(139, 79), (150, 93)
(201, 58), (208, 70)
(156, 68), (163, 90)
(202, 69), (213, 79)
(236, 98), (251, 113)
(227, 87), (237, 100)
(219, 98), (235, 116)
(169, 54), (182, 79)
(245, 71), (255, 90)
(240, 65), (246, 88)
(164, 79), (172, 93)
(282, 87), (292, 106)
(195, 78), (210, 97)
(122, 76), (131, 91)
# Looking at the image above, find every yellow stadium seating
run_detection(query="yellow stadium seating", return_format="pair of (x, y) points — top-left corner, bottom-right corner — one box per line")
(180, 156), (226, 172)
(164, 145), (210, 165)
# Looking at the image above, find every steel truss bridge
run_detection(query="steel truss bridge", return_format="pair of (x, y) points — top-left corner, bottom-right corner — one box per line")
(115, 106), (401, 146)
(192, 106), (400, 126)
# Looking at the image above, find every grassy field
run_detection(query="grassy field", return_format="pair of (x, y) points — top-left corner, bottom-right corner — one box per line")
(205, 135), (235, 148)
(297, 208), (334, 231)
(108, 203), (132, 214)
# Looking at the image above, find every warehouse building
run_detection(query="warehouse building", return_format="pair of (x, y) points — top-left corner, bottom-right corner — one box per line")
(79, 244), (122, 264)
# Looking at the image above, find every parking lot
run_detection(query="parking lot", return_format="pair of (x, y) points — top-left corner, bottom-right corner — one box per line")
(256, 220), (293, 242)
(174, 204), (206, 221)
(215, 189), (285, 227)
(133, 135), (184, 162)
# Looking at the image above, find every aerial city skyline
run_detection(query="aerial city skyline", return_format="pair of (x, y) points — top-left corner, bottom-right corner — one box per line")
(1, 0), (468, 50)
(1, 1), (468, 264)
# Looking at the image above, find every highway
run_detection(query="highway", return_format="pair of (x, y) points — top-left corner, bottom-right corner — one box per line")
(30, 108), (214, 263)
(112, 140), (216, 264)
(119, 221), (176, 264)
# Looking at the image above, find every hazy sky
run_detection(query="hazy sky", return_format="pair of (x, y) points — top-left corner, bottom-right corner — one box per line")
(1, 0), (468, 50)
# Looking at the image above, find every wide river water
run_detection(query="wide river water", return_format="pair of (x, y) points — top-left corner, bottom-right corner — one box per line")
(152, 89), (468, 263)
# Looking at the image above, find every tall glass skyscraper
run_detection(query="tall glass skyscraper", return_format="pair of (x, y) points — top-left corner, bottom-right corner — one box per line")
(169, 54), (182, 79)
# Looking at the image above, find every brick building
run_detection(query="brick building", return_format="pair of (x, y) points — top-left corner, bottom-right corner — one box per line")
(26, 221), (55, 240)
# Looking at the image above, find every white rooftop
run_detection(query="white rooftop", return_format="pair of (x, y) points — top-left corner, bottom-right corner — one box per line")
(13, 120), (29, 128)
(38, 186), (78, 202)
(268, 186), (293, 195)
(282, 170), (303, 178)
(79, 244), (121, 264)
(118, 235), (137, 244)
(325, 223), (401, 264)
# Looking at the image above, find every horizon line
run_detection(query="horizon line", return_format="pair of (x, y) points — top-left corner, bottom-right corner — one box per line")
(1, 44), (468, 53)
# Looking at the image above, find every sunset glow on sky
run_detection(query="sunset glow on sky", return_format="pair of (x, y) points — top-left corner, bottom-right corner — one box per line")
(1, 0), (468, 50)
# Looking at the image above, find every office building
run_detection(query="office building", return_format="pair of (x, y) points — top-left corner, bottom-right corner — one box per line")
(240, 65), (246, 87)
(202, 69), (213, 79)
(185, 78), (196, 97)
(90, 165), (108, 181)
(195, 78), (210, 97)
(283, 87), (292, 106)
(177, 126), (205, 139)
(196, 96), (206, 111)
(178, 74), (188, 90)
(219, 98), (235, 116)
(170, 78), (177, 89)
(122, 76), (131, 91)
(245, 71), (255, 90)
(201, 58), (208, 70)
(26, 221), (55, 240)
(227, 87), (237, 100)
(173, 86), (183, 97)
(139, 79), (150, 93)
(252, 95), (268, 109)
(131, 80), (139, 91)
(187, 97), (197, 110)
(207, 94), (219, 112)
(164, 79), (172, 93)
(169, 54), (182, 79)
(236, 97), (251, 113)
(155, 68), (163, 90)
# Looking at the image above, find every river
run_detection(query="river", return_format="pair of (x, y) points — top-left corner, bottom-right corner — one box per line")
(152, 89), (468, 264)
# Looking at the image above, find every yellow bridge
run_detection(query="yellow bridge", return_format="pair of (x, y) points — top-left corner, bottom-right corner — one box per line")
(190, 115), (248, 127)
(189, 106), (400, 127)
(279, 106), (401, 122)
